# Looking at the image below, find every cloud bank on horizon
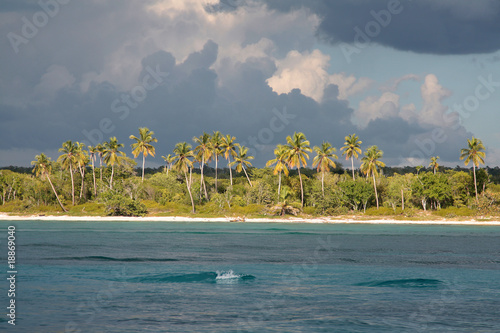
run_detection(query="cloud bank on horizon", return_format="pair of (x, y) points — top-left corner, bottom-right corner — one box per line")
(1, 0), (500, 168)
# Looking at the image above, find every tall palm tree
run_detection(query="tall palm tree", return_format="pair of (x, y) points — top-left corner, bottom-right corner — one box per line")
(88, 145), (98, 196)
(341, 134), (362, 181)
(161, 154), (175, 176)
(221, 134), (238, 186)
(193, 132), (212, 200)
(96, 143), (105, 182)
(285, 132), (312, 208)
(129, 127), (157, 181)
(229, 145), (254, 186)
(312, 142), (338, 197)
(32, 153), (67, 212)
(429, 156), (440, 175)
(266, 144), (289, 200)
(172, 142), (196, 213)
(57, 140), (78, 205)
(210, 131), (223, 190)
(460, 137), (486, 202)
(360, 145), (385, 209)
(74, 142), (88, 200)
(103, 137), (126, 189)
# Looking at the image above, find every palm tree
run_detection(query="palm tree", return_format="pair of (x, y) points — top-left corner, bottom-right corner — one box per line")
(172, 142), (196, 213)
(221, 134), (238, 186)
(229, 145), (254, 186)
(32, 153), (67, 212)
(285, 132), (312, 208)
(312, 142), (338, 197)
(341, 134), (362, 181)
(360, 145), (385, 209)
(429, 156), (440, 175)
(460, 137), (486, 202)
(266, 144), (289, 200)
(210, 131), (223, 190)
(193, 132), (212, 200)
(161, 154), (175, 176)
(57, 140), (78, 205)
(88, 145), (98, 196)
(74, 142), (88, 200)
(103, 137), (126, 189)
(96, 143), (105, 181)
(129, 127), (157, 181)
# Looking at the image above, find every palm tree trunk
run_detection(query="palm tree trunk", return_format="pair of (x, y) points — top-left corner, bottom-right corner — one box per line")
(110, 165), (114, 189)
(351, 156), (355, 181)
(228, 156), (233, 186)
(278, 170), (282, 200)
(185, 170), (195, 213)
(189, 166), (192, 188)
(373, 173), (379, 209)
(79, 164), (85, 200)
(215, 156), (218, 190)
(200, 157), (208, 200)
(242, 166), (252, 187)
(142, 154), (145, 181)
(69, 164), (75, 205)
(473, 163), (478, 203)
(91, 157), (97, 196)
(47, 174), (67, 212)
(298, 167), (304, 208)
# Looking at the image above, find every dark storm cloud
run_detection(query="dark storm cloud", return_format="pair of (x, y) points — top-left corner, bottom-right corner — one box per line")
(262, 0), (500, 55)
(0, 1), (476, 167)
(0, 37), (471, 167)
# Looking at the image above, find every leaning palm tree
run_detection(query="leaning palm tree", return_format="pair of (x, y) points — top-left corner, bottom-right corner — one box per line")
(103, 137), (126, 189)
(229, 145), (254, 186)
(57, 140), (78, 205)
(266, 144), (289, 200)
(32, 153), (67, 212)
(129, 127), (158, 181)
(161, 154), (175, 176)
(193, 132), (212, 200)
(312, 142), (338, 197)
(88, 145), (98, 196)
(429, 156), (440, 175)
(360, 145), (385, 209)
(285, 132), (312, 208)
(460, 137), (486, 202)
(172, 142), (196, 213)
(210, 131), (223, 190)
(221, 134), (238, 186)
(341, 134), (362, 181)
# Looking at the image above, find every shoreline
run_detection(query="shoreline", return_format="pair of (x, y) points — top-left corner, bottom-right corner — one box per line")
(1, 213), (500, 225)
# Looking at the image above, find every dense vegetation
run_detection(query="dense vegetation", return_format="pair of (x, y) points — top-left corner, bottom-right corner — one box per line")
(1, 129), (499, 219)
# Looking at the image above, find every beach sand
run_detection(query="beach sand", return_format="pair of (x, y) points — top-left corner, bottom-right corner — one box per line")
(1, 212), (499, 225)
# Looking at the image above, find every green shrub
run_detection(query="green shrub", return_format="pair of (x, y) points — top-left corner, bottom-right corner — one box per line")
(302, 206), (316, 215)
(364, 206), (395, 216)
(433, 206), (475, 218)
(104, 194), (147, 217)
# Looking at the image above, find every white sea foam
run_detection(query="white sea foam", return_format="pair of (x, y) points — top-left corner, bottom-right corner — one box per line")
(215, 270), (241, 280)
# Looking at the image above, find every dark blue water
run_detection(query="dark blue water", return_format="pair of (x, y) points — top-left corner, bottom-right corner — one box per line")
(1, 221), (500, 332)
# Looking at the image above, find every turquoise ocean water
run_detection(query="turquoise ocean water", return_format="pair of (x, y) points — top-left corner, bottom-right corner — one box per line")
(1, 221), (500, 332)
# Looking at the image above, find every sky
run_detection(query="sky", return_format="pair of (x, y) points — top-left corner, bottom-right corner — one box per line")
(1, 0), (500, 169)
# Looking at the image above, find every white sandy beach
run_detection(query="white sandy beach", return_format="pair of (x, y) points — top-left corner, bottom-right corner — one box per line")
(1, 212), (499, 225)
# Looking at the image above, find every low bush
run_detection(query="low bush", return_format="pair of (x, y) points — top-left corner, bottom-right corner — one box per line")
(104, 194), (147, 217)
(433, 206), (475, 218)
(364, 206), (395, 216)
